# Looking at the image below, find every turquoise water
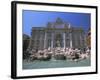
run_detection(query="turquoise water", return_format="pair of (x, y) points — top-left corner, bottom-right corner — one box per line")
(23, 58), (90, 69)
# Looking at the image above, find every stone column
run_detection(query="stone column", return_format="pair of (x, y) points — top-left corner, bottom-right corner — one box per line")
(44, 32), (47, 49)
(69, 23), (72, 48)
(79, 33), (82, 47)
(70, 32), (72, 48)
(40, 32), (42, 49)
(63, 33), (66, 49)
(51, 33), (54, 49)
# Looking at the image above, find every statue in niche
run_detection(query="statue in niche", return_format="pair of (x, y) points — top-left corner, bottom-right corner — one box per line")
(56, 40), (61, 47)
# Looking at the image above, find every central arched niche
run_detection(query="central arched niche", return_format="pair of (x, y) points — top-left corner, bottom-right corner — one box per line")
(55, 33), (63, 47)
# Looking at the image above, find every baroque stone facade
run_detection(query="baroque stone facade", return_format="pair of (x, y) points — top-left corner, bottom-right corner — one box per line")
(28, 18), (86, 50)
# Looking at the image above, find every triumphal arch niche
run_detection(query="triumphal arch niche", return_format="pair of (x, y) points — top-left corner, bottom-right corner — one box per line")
(29, 18), (86, 50)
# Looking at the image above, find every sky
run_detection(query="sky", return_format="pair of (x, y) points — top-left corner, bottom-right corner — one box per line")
(22, 10), (91, 36)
